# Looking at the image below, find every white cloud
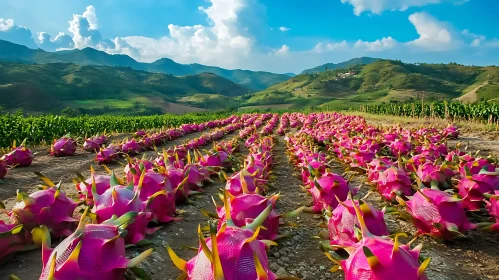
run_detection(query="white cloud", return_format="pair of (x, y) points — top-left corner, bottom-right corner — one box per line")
(68, 5), (103, 49)
(462, 29), (486, 47)
(354, 37), (398, 51)
(406, 12), (456, 51)
(313, 41), (349, 53)
(0, 18), (37, 48)
(38, 32), (74, 51)
(340, 0), (464, 16)
(279, 26), (290, 32)
(273, 44), (290, 55)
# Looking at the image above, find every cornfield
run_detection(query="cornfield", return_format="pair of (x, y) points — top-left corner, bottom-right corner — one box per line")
(0, 112), (231, 148)
(361, 101), (499, 123)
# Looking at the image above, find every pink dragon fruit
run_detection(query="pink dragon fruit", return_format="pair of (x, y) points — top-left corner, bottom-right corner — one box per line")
(83, 136), (104, 152)
(10, 176), (77, 238)
(184, 163), (213, 192)
(138, 137), (154, 150)
(167, 205), (278, 280)
(457, 177), (496, 211)
(134, 130), (147, 138)
(225, 170), (264, 196)
(216, 192), (282, 240)
(0, 222), (26, 261)
(416, 162), (455, 189)
(398, 188), (476, 240)
(135, 170), (177, 223)
(485, 191), (499, 223)
(95, 146), (119, 164)
(327, 198), (430, 280)
(442, 124), (459, 139)
(91, 173), (153, 244)
(375, 166), (414, 201)
(307, 171), (356, 212)
(160, 167), (191, 204)
(75, 168), (111, 205)
(1, 140), (34, 167)
(50, 134), (77, 157)
(327, 199), (389, 247)
(389, 139), (413, 156)
(121, 139), (141, 155)
(33, 210), (153, 280)
(0, 159), (7, 179)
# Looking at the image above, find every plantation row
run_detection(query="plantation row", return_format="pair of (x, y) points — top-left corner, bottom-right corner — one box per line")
(0, 112), (231, 148)
(362, 101), (499, 122)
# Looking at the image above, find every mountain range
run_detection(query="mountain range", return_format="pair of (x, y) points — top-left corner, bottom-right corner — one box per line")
(0, 40), (289, 92)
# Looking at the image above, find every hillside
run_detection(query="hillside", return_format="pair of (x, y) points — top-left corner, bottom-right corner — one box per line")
(0, 40), (290, 91)
(300, 57), (380, 74)
(246, 60), (499, 110)
(0, 61), (247, 114)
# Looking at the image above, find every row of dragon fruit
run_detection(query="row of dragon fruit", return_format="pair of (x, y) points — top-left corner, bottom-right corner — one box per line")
(166, 113), (304, 279)
(282, 112), (499, 279)
(0, 113), (276, 279)
(0, 114), (257, 179)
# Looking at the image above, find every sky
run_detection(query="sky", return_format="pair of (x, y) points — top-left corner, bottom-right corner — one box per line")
(1, 0), (498, 73)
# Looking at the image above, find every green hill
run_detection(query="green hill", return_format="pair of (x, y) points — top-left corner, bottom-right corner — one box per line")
(0, 61), (247, 114)
(0, 40), (290, 91)
(247, 60), (499, 110)
(300, 57), (380, 74)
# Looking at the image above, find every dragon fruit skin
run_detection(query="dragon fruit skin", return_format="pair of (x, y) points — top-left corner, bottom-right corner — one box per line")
(401, 189), (476, 240)
(135, 170), (177, 223)
(50, 136), (77, 157)
(0, 222), (26, 261)
(485, 191), (499, 224)
(217, 193), (280, 240)
(167, 205), (277, 280)
(0, 160), (7, 179)
(10, 185), (77, 238)
(91, 176), (150, 244)
(442, 124), (459, 139)
(225, 171), (262, 196)
(375, 167), (414, 201)
(308, 172), (355, 212)
(34, 211), (153, 280)
(83, 137), (102, 152)
(457, 177), (496, 211)
(327, 199), (389, 247)
(95, 146), (119, 164)
(328, 197), (430, 280)
(1, 146), (34, 167)
(76, 174), (111, 204)
(121, 139), (141, 155)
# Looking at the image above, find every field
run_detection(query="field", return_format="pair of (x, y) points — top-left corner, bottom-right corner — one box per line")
(1, 112), (499, 280)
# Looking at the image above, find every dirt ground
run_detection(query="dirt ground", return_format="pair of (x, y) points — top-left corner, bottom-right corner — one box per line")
(1, 115), (499, 279)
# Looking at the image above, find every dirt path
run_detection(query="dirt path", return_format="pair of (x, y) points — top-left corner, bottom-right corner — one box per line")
(456, 81), (489, 103)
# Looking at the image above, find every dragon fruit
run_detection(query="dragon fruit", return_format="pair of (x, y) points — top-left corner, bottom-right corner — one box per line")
(375, 166), (414, 201)
(135, 170), (177, 223)
(91, 173), (153, 244)
(121, 139), (141, 155)
(134, 130), (147, 138)
(0, 222), (26, 261)
(442, 124), (459, 139)
(75, 168), (111, 205)
(83, 136), (105, 152)
(216, 192), (282, 240)
(398, 188), (475, 240)
(416, 162), (455, 189)
(50, 135), (77, 157)
(225, 170), (264, 196)
(10, 176), (77, 238)
(0, 159), (7, 179)
(327, 199), (389, 247)
(167, 203), (278, 280)
(457, 177), (496, 211)
(389, 139), (413, 156)
(307, 171), (355, 212)
(95, 146), (119, 164)
(327, 197), (430, 280)
(184, 163), (213, 192)
(485, 191), (499, 223)
(33, 210), (153, 280)
(1, 140), (34, 167)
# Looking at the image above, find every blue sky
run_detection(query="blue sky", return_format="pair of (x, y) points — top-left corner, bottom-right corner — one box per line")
(1, 0), (498, 73)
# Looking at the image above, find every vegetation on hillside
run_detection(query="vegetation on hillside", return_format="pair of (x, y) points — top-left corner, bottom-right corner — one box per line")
(0, 61), (247, 114)
(0, 39), (290, 91)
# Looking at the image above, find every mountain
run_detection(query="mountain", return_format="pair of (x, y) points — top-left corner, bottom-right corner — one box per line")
(300, 57), (381, 74)
(0, 61), (247, 114)
(244, 59), (499, 110)
(0, 40), (290, 91)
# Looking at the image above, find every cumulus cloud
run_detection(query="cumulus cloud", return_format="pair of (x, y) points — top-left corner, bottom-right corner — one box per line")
(0, 18), (38, 48)
(340, 0), (465, 16)
(38, 32), (74, 51)
(313, 41), (348, 53)
(406, 12), (456, 51)
(273, 44), (290, 55)
(462, 29), (486, 47)
(68, 5), (103, 49)
(279, 26), (290, 32)
(355, 37), (398, 51)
